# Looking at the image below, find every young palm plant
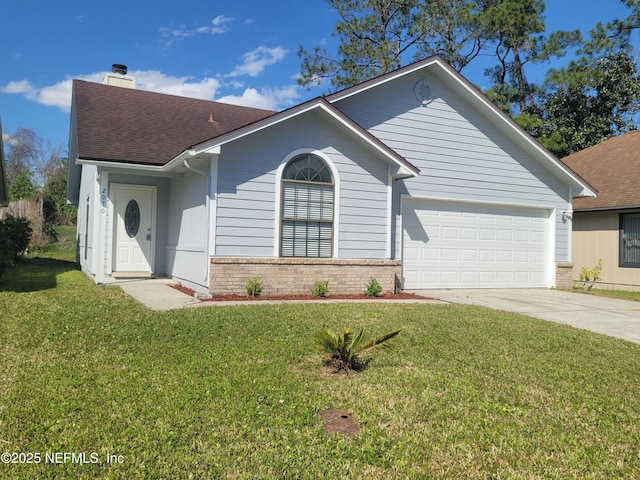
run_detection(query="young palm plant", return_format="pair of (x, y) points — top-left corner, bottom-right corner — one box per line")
(314, 326), (402, 373)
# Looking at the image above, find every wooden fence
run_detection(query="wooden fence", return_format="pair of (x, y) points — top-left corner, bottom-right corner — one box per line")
(0, 195), (49, 247)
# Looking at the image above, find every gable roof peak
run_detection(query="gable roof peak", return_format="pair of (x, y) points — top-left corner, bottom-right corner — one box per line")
(325, 55), (446, 102)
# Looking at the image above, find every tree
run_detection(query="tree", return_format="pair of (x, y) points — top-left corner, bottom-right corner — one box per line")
(299, 0), (580, 110)
(42, 156), (77, 225)
(8, 171), (37, 200)
(526, 50), (640, 158)
(298, 0), (428, 91)
(4, 127), (74, 224)
(5, 128), (58, 198)
(411, 0), (490, 72)
(520, 0), (640, 157)
(0, 216), (32, 281)
(481, 0), (581, 115)
(579, 0), (640, 55)
(298, 0), (499, 90)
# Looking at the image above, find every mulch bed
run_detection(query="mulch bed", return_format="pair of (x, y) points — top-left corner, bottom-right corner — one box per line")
(170, 284), (427, 302)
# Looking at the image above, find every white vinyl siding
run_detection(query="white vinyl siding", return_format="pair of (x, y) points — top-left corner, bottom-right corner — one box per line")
(214, 109), (390, 259)
(332, 71), (572, 264)
(165, 172), (208, 290)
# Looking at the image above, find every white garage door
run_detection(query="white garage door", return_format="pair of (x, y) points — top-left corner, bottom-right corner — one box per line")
(402, 199), (551, 289)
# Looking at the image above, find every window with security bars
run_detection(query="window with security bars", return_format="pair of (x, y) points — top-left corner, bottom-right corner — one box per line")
(281, 154), (334, 257)
(621, 213), (640, 267)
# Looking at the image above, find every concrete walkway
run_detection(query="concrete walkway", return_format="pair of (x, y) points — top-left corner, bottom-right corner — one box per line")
(110, 278), (203, 310)
(414, 289), (640, 344)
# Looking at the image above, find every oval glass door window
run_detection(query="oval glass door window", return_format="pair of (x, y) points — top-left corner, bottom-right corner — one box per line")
(125, 200), (141, 238)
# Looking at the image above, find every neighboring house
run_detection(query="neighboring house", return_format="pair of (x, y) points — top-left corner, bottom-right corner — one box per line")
(0, 117), (8, 204)
(564, 131), (640, 290)
(67, 57), (595, 296)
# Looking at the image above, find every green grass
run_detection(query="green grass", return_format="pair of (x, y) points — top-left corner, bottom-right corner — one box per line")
(578, 287), (640, 302)
(2, 235), (640, 478)
(34, 225), (78, 261)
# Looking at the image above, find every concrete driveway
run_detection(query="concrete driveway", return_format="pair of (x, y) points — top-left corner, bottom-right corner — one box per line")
(413, 289), (640, 344)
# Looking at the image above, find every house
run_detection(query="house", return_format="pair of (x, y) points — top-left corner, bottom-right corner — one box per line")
(564, 131), (640, 290)
(67, 57), (595, 297)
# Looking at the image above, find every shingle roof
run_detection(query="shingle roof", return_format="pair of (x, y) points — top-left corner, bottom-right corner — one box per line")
(72, 79), (275, 165)
(563, 131), (640, 210)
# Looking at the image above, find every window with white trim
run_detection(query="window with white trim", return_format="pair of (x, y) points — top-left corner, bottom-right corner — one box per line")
(280, 154), (334, 257)
(620, 213), (640, 267)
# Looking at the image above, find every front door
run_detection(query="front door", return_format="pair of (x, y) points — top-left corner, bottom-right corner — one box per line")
(112, 185), (156, 275)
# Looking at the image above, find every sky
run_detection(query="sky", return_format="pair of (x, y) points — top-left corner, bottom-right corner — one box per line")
(0, 0), (636, 154)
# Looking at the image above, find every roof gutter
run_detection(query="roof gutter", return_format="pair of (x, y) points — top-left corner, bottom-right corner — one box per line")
(163, 145), (221, 172)
(76, 157), (167, 172)
(573, 204), (640, 213)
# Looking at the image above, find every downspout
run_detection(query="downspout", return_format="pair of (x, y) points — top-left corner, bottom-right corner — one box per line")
(95, 167), (109, 284)
(183, 158), (210, 177)
(184, 156), (211, 287)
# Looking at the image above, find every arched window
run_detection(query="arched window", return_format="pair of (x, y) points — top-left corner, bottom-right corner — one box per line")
(281, 153), (334, 257)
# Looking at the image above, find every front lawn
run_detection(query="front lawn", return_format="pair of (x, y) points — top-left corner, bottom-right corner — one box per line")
(2, 245), (640, 478)
(579, 287), (640, 302)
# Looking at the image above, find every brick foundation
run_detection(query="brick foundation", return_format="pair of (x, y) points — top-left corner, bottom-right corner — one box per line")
(555, 262), (573, 290)
(209, 257), (402, 296)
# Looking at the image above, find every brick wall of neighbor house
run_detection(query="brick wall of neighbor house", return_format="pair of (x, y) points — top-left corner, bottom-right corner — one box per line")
(209, 257), (402, 296)
(556, 262), (574, 290)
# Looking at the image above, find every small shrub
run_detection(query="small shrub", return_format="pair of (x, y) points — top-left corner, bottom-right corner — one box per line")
(245, 276), (263, 297)
(311, 280), (330, 297)
(314, 326), (402, 372)
(579, 259), (602, 292)
(364, 277), (383, 297)
(0, 216), (32, 281)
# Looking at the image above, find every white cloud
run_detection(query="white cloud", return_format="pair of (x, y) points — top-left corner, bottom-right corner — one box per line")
(227, 46), (288, 77)
(160, 15), (234, 46)
(37, 79), (76, 109)
(1, 78), (78, 111)
(2, 133), (18, 146)
(217, 85), (301, 111)
(197, 15), (234, 34)
(0, 70), (223, 113)
(2, 80), (36, 96)
(132, 70), (221, 99)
